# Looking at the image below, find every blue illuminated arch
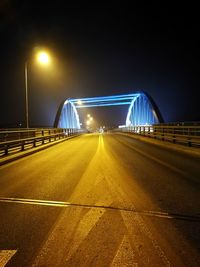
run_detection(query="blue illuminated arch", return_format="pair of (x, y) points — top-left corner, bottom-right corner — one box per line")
(57, 99), (81, 129)
(126, 92), (160, 126)
(55, 92), (162, 128)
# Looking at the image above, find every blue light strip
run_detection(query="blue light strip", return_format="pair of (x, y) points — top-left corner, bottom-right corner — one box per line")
(72, 97), (134, 103)
(70, 93), (140, 108)
(70, 93), (139, 103)
(75, 101), (132, 108)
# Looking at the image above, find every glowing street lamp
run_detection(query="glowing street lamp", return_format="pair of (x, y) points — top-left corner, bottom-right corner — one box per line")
(77, 100), (83, 105)
(86, 120), (91, 126)
(25, 50), (51, 128)
(36, 51), (50, 65)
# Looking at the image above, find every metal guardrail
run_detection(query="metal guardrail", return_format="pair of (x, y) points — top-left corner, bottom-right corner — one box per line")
(117, 125), (200, 147)
(0, 128), (82, 156)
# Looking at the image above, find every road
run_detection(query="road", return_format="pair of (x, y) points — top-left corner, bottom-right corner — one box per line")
(0, 133), (199, 266)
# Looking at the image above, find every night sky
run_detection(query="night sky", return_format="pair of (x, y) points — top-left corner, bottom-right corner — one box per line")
(0, 1), (199, 127)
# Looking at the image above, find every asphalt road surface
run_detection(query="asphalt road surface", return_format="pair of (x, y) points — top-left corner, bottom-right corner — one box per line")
(0, 133), (199, 267)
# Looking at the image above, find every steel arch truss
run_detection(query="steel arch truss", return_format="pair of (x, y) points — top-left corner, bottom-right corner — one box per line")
(55, 92), (162, 128)
(126, 93), (160, 126)
(57, 99), (81, 129)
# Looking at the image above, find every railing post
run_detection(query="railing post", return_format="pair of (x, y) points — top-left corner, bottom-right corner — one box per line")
(49, 130), (51, 142)
(173, 128), (175, 143)
(54, 129), (56, 141)
(162, 127), (164, 141)
(21, 141), (25, 151)
(188, 128), (191, 146)
(42, 130), (45, 144)
(154, 126), (156, 139)
(4, 145), (8, 156)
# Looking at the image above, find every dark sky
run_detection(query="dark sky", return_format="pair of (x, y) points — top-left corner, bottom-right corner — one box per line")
(0, 1), (199, 127)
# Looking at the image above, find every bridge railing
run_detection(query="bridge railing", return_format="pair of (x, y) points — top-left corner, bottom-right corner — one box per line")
(0, 128), (83, 156)
(116, 125), (200, 147)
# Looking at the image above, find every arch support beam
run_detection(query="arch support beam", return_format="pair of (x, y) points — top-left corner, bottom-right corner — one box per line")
(57, 99), (81, 129)
(126, 92), (162, 126)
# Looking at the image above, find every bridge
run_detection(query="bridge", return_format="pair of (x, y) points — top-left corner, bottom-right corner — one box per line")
(0, 92), (200, 266)
(55, 91), (163, 129)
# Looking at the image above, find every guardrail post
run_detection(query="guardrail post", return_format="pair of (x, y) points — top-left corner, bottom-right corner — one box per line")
(188, 137), (191, 147)
(4, 145), (8, 155)
(54, 129), (56, 141)
(154, 127), (156, 139)
(173, 128), (176, 143)
(49, 130), (51, 142)
(21, 141), (25, 151)
(42, 130), (45, 144)
(162, 127), (164, 141)
(188, 128), (191, 146)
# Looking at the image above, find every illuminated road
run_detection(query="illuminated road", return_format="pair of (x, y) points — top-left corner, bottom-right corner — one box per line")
(0, 133), (199, 266)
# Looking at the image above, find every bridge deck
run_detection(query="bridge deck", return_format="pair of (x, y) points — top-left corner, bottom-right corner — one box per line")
(0, 133), (199, 266)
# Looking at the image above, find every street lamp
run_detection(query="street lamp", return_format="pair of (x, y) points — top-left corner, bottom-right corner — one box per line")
(25, 50), (51, 128)
(77, 100), (83, 105)
(86, 120), (91, 126)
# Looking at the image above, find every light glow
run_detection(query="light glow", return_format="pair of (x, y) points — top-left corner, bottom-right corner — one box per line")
(77, 100), (82, 105)
(37, 51), (50, 65)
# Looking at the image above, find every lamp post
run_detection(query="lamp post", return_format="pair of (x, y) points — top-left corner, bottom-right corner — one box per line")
(25, 61), (29, 128)
(24, 50), (51, 128)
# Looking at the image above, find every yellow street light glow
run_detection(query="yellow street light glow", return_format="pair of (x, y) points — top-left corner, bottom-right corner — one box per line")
(86, 120), (90, 125)
(87, 114), (91, 117)
(77, 100), (82, 105)
(89, 117), (93, 121)
(37, 51), (50, 65)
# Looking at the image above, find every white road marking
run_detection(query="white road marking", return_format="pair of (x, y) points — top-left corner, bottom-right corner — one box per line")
(32, 207), (106, 266)
(111, 235), (138, 267)
(122, 212), (171, 267)
(0, 250), (17, 267)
